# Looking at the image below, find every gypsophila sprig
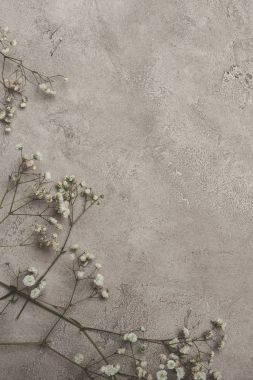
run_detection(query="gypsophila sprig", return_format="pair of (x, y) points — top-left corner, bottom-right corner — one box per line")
(0, 148), (226, 379)
(0, 25), (67, 134)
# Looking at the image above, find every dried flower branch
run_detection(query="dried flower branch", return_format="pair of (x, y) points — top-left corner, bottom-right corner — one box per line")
(0, 26), (67, 133)
(0, 148), (226, 380)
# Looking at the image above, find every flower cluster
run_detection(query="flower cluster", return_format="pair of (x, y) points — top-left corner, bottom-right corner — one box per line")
(0, 26), (17, 55)
(34, 224), (60, 252)
(22, 267), (46, 299)
(0, 149), (226, 379)
(80, 181), (101, 204)
(0, 25), (66, 133)
(100, 364), (120, 377)
(70, 245), (109, 300)
(38, 83), (56, 96)
(54, 176), (77, 218)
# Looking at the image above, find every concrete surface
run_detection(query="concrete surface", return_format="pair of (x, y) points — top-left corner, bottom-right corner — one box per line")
(0, 1), (253, 379)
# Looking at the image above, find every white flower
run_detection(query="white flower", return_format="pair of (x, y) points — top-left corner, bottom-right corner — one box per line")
(10, 39), (17, 46)
(70, 244), (79, 251)
(168, 337), (179, 347)
(64, 77), (69, 81)
(74, 353), (84, 364)
(168, 353), (179, 361)
(33, 152), (42, 161)
(193, 372), (206, 380)
(79, 254), (87, 262)
(39, 279), (47, 290)
(123, 332), (138, 343)
(27, 266), (38, 276)
(84, 188), (91, 195)
(100, 364), (120, 376)
(16, 143), (23, 150)
(137, 366), (147, 378)
(86, 252), (95, 260)
(30, 288), (41, 299)
(117, 348), (126, 354)
(101, 289), (109, 299)
(167, 360), (176, 370)
(93, 195), (99, 201)
(49, 217), (57, 225)
(176, 367), (185, 380)
(76, 271), (85, 280)
(2, 47), (10, 54)
(156, 369), (168, 380)
(140, 326), (146, 332)
(23, 275), (36, 287)
(212, 371), (222, 380)
(38, 83), (47, 91)
(211, 319), (226, 331)
(179, 345), (191, 355)
(182, 327), (190, 338)
(94, 273), (104, 288)
(95, 263), (102, 269)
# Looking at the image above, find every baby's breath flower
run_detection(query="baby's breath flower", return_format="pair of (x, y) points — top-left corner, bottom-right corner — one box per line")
(20, 102), (27, 108)
(101, 289), (109, 299)
(211, 319), (226, 331)
(217, 338), (226, 350)
(176, 367), (185, 380)
(179, 345), (191, 355)
(30, 287), (41, 299)
(168, 337), (179, 348)
(137, 366), (147, 379)
(70, 244), (79, 251)
(33, 152), (42, 161)
(168, 353), (179, 361)
(27, 266), (38, 276)
(182, 327), (190, 338)
(23, 274), (36, 287)
(100, 364), (120, 376)
(16, 143), (23, 150)
(167, 360), (176, 370)
(74, 353), (84, 364)
(76, 271), (85, 280)
(140, 326), (146, 332)
(86, 252), (95, 260)
(123, 332), (138, 343)
(94, 273), (104, 288)
(156, 369), (168, 380)
(211, 371), (222, 380)
(95, 263), (102, 269)
(39, 279), (47, 290)
(79, 253), (87, 262)
(193, 372), (206, 380)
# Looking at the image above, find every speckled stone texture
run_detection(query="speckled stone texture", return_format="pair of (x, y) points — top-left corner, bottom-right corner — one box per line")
(0, 1), (253, 379)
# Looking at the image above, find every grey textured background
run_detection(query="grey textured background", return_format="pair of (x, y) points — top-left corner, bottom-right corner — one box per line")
(0, 1), (253, 379)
